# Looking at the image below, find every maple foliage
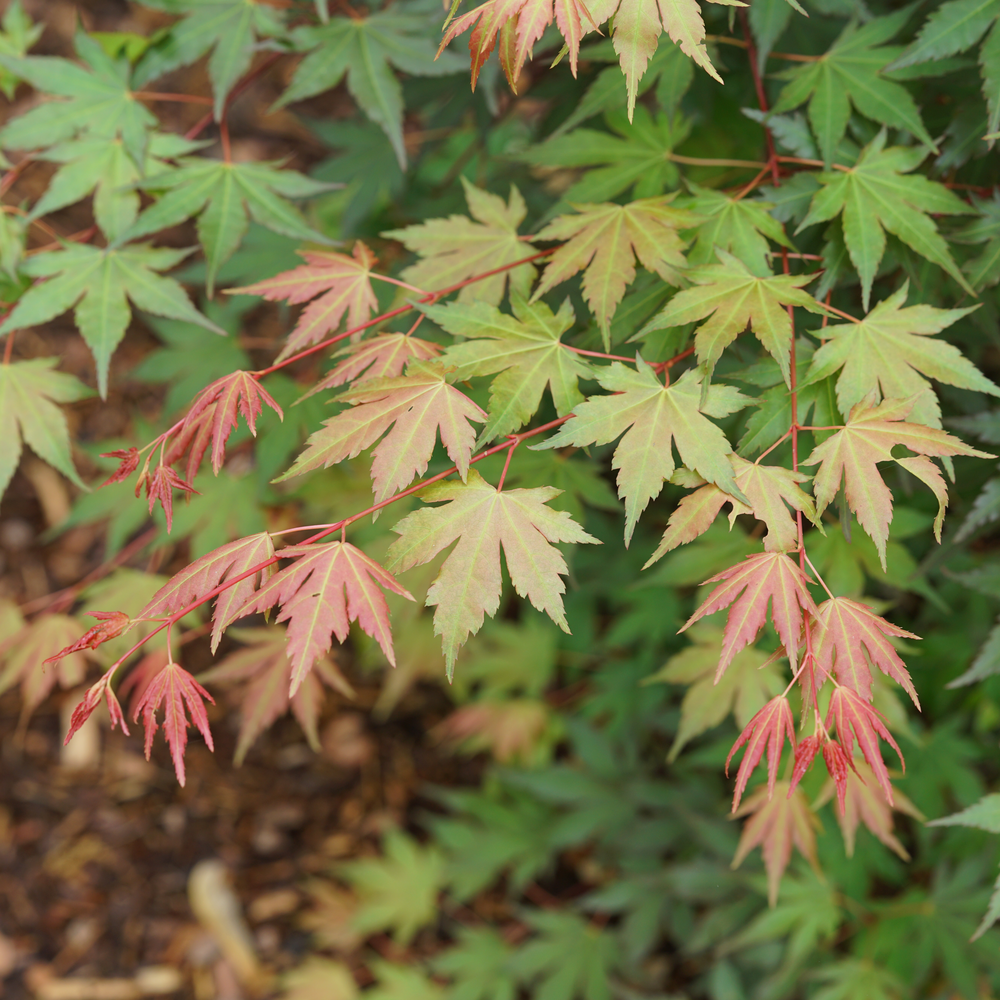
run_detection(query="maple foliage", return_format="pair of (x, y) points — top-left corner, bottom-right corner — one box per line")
(726, 695), (796, 811)
(309, 334), (442, 396)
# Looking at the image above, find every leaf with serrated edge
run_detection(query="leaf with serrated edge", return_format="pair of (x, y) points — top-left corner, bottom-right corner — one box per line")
(639, 249), (828, 385)
(137, 532), (277, 653)
(386, 470), (599, 676)
(680, 551), (819, 674)
(428, 294), (593, 442)
(732, 782), (820, 907)
(536, 362), (750, 546)
(308, 334), (442, 397)
(234, 541), (413, 693)
(726, 695), (795, 812)
(531, 196), (697, 345)
(802, 395), (994, 569)
(278, 359), (486, 504)
(231, 243), (379, 361)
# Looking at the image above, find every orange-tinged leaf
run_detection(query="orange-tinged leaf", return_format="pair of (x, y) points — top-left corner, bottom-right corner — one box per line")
(383, 180), (538, 306)
(234, 542), (414, 693)
(681, 552), (818, 676)
(532, 197), (697, 343)
(308, 334), (442, 397)
(386, 469), (599, 676)
(438, 698), (551, 763)
(812, 597), (920, 707)
(732, 781), (820, 907)
(803, 395), (994, 568)
(137, 532), (277, 653)
(278, 359), (487, 504)
(826, 685), (903, 805)
(536, 362), (751, 547)
(819, 759), (924, 859)
(134, 659), (215, 786)
(231, 242), (379, 361)
(726, 695), (795, 811)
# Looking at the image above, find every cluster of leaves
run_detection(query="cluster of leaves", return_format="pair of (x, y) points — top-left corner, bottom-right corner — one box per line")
(3, 0), (1000, 995)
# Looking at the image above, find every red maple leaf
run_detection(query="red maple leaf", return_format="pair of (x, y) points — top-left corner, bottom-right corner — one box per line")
(726, 695), (795, 811)
(136, 465), (199, 532)
(681, 552), (818, 678)
(179, 371), (284, 475)
(44, 611), (132, 665)
(788, 735), (858, 815)
(826, 685), (903, 804)
(812, 597), (920, 707)
(65, 671), (130, 744)
(234, 541), (414, 694)
(732, 781), (821, 906)
(789, 733), (822, 791)
(99, 447), (140, 486)
(231, 242), (379, 361)
(133, 659), (215, 786)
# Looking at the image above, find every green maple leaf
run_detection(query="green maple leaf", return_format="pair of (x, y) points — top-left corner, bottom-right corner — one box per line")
(953, 191), (1000, 288)
(797, 133), (976, 309)
(426, 294), (594, 442)
(132, 0), (285, 120)
(384, 180), (538, 307)
(804, 282), (999, 427)
(0, 243), (223, 398)
(887, 0), (1000, 136)
(534, 361), (751, 545)
(123, 157), (334, 295)
(0, 1), (41, 100)
(521, 106), (690, 205)
(432, 927), (517, 1000)
(0, 30), (157, 162)
(277, 12), (466, 166)
(639, 249), (828, 385)
(387, 470), (599, 674)
(367, 963), (443, 1000)
(683, 182), (795, 276)
(0, 358), (90, 501)
(30, 133), (203, 243)
(770, 6), (937, 166)
(810, 960), (905, 1000)
(339, 828), (445, 944)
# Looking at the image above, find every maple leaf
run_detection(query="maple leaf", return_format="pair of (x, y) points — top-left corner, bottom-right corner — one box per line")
(136, 465), (199, 533)
(43, 611), (132, 665)
(770, 7), (937, 166)
(0, 30), (156, 162)
(0, 1), (40, 101)
(124, 158), (334, 295)
(383, 180), (538, 307)
(0, 358), (90, 502)
(234, 541), (413, 693)
(530, 196), (698, 344)
(535, 362), (751, 546)
(645, 625), (783, 761)
(198, 627), (352, 765)
(133, 658), (215, 786)
(826, 685), (904, 805)
(100, 447), (140, 487)
(682, 182), (794, 276)
(520, 106), (690, 204)
(648, 455), (818, 562)
(811, 597), (920, 707)
(438, 699), (551, 764)
(278, 359), (487, 505)
(818, 759), (923, 859)
(138, 532), (277, 652)
(307, 334), (442, 398)
(639, 249), (828, 385)
(952, 191), (1000, 290)
(133, 0), (286, 120)
(0, 243), (224, 398)
(804, 283), (998, 429)
(278, 11), (465, 167)
(175, 371), (284, 476)
(231, 244), (379, 362)
(732, 781), (821, 907)
(802, 396), (994, 568)
(726, 696), (796, 812)
(66, 670), (130, 744)
(797, 133), (975, 310)
(680, 552), (819, 675)
(386, 469), (599, 676)
(427, 294), (593, 442)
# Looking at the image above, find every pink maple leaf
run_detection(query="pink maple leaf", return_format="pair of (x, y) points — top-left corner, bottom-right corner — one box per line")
(726, 695), (795, 812)
(99, 447), (140, 487)
(133, 659), (215, 786)
(44, 611), (131, 665)
(65, 671), (130, 744)
(137, 465), (199, 533)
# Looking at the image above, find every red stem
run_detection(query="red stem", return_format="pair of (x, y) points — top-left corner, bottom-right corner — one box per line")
(738, 9), (780, 186)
